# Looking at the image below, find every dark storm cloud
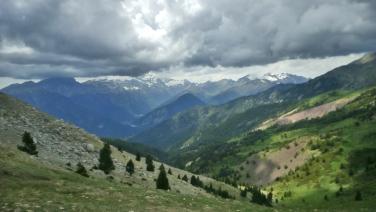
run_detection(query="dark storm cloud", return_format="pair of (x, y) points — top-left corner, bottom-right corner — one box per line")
(0, 0), (376, 78)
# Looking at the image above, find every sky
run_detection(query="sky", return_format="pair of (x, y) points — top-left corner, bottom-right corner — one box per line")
(0, 0), (376, 86)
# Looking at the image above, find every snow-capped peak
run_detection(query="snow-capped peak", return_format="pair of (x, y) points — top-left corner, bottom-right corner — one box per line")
(164, 79), (187, 86)
(262, 73), (290, 81)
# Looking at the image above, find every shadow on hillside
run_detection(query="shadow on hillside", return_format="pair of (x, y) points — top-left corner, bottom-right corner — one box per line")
(241, 154), (279, 186)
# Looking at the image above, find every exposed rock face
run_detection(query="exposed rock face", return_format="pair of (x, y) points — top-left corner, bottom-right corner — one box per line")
(257, 96), (357, 130)
(84, 143), (95, 152)
(238, 137), (312, 185)
(275, 97), (355, 125)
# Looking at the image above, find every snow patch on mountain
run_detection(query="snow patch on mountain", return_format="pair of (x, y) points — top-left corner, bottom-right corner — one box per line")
(123, 86), (140, 90)
(262, 73), (291, 81)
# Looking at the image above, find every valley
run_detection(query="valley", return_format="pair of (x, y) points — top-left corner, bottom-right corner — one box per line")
(1, 52), (376, 211)
(2, 1), (376, 211)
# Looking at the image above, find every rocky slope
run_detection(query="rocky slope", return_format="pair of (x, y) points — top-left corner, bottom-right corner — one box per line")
(257, 95), (357, 130)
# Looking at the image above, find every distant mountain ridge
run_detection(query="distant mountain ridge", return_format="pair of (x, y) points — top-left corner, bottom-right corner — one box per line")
(135, 93), (206, 131)
(1, 78), (138, 138)
(210, 73), (307, 104)
(1, 72), (307, 138)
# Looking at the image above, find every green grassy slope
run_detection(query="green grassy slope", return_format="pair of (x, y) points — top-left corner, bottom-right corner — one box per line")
(263, 88), (376, 210)
(167, 89), (361, 173)
(182, 87), (376, 211)
(0, 145), (267, 211)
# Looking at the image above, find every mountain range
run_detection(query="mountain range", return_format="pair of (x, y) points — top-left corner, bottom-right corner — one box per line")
(1, 72), (306, 138)
(131, 53), (376, 151)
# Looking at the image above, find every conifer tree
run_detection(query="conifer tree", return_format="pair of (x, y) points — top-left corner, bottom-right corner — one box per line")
(190, 175), (197, 186)
(76, 162), (89, 177)
(197, 176), (203, 187)
(98, 143), (115, 174)
(208, 183), (214, 193)
(156, 164), (170, 190)
(145, 155), (155, 172)
(136, 152), (141, 161)
(18, 132), (38, 155)
(126, 159), (135, 175)
(182, 174), (188, 182)
(168, 168), (172, 175)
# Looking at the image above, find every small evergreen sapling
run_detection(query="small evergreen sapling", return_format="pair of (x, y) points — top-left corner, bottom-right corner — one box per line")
(145, 155), (155, 172)
(76, 162), (89, 177)
(126, 159), (135, 175)
(182, 174), (188, 182)
(136, 152), (141, 161)
(18, 132), (38, 155)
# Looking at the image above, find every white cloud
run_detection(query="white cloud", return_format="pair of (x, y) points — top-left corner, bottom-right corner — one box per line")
(0, 77), (40, 89)
(0, 52), (364, 88)
(0, 0), (375, 79)
(154, 53), (365, 83)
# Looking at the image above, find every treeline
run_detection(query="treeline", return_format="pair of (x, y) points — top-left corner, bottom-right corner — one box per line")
(188, 175), (233, 199)
(241, 186), (273, 207)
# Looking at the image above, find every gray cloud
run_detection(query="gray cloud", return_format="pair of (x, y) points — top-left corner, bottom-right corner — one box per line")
(0, 0), (376, 78)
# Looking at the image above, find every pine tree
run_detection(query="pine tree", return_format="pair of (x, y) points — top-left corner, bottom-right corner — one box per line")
(177, 174), (181, 179)
(126, 159), (135, 175)
(18, 132), (38, 155)
(136, 152), (141, 161)
(98, 143), (115, 174)
(156, 165), (170, 190)
(145, 155), (155, 172)
(208, 183), (214, 193)
(76, 162), (89, 177)
(168, 168), (172, 175)
(182, 174), (188, 182)
(190, 175), (197, 186)
(196, 176), (203, 187)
